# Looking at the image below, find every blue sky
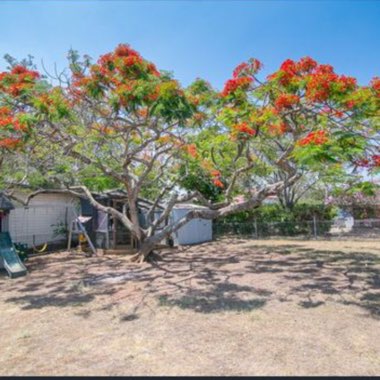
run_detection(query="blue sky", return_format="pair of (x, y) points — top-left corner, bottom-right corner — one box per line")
(0, 0), (379, 89)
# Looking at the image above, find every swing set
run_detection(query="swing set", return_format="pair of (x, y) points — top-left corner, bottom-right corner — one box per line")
(67, 211), (97, 256)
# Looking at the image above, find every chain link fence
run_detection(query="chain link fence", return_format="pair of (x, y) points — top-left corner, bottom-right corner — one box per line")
(213, 218), (380, 239)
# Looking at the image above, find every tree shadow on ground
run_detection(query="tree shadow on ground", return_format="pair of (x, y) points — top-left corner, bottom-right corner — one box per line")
(1, 254), (161, 312)
(157, 280), (269, 313)
(1, 240), (379, 319)
(151, 241), (380, 318)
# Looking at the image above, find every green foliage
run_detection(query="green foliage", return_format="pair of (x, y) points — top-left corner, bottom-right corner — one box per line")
(26, 171), (54, 188)
(215, 202), (337, 237)
(3, 53), (36, 70)
(178, 164), (223, 202)
(220, 202), (337, 223)
(351, 206), (377, 219)
(152, 81), (194, 123)
(51, 221), (68, 238)
(345, 181), (378, 197)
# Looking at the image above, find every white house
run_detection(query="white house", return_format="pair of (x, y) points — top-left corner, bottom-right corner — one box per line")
(0, 190), (213, 249)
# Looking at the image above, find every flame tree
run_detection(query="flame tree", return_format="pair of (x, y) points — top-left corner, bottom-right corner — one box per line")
(0, 60), (46, 191)
(1, 45), (379, 261)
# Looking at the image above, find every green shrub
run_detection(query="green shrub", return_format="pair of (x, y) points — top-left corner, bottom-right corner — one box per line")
(214, 202), (337, 237)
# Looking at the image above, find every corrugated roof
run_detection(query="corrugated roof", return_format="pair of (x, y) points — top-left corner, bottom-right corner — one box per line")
(8, 188), (163, 209)
(173, 203), (209, 210)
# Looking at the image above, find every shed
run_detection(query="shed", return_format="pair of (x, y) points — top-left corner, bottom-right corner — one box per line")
(0, 191), (78, 248)
(171, 203), (212, 245)
(77, 190), (167, 250)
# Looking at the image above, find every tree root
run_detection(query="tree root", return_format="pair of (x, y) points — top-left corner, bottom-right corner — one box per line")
(128, 250), (163, 264)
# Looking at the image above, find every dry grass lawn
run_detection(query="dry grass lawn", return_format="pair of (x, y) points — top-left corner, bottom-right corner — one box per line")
(0, 237), (379, 376)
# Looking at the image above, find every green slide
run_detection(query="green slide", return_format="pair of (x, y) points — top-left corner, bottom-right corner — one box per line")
(0, 232), (27, 278)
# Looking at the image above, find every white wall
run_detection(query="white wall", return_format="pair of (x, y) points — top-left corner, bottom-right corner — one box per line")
(4, 193), (79, 247)
(171, 207), (212, 245)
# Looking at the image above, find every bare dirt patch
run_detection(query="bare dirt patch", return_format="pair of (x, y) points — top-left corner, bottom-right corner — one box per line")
(0, 238), (379, 376)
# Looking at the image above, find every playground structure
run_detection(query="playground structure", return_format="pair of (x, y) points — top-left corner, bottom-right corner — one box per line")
(0, 232), (27, 278)
(0, 194), (27, 278)
(67, 213), (97, 256)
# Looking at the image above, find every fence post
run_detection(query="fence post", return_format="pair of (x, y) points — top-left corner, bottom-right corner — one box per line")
(254, 218), (258, 238)
(313, 214), (317, 239)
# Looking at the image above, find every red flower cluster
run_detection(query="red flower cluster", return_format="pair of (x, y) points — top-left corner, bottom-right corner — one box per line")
(354, 158), (370, 167)
(73, 44), (161, 104)
(98, 53), (114, 67)
(250, 58), (263, 73)
(186, 143), (198, 158)
(233, 63), (249, 78)
(37, 93), (55, 107)
(0, 116), (12, 128)
(274, 93), (300, 111)
(355, 155), (380, 168)
(345, 100), (356, 109)
(0, 107), (27, 132)
(316, 64), (334, 74)
(298, 130), (328, 146)
(13, 120), (27, 132)
(211, 169), (221, 177)
(338, 75), (357, 92)
(232, 59), (262, 78)
(221, 77), (252, 97)
(109, 44), (160, 77)
(268, 122), (288, 136)
(11, 65), (29, 75)
(305, 66), (338, 102)
(373, 155), (380, 167)
(371, 77), (380, 97)
(147, 62), (160, 77)
(213, 179), (224, 188)
(266, 58), (358, 104)
(137, 108), (148, 118)
(0, 65), (40, 97)
(0, 101), (28, 148)
(270, 59), (299, 86)
(188, 94), (200, 106)
(122, 55), (143, 67)
(306, 66), (356, 102)
(115, 44), (140, 58)
(210, 169), (224, 188)
(232, 122), (256, 136)
(0, 106), (11, 117)
(0, 137), (21, 148)
(297, 57), (318, 72)
(280, 59), (298, 75)
(269, 57), (317, 85)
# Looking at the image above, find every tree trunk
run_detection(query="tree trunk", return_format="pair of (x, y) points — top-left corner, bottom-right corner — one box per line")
(129, 239), (158, 263)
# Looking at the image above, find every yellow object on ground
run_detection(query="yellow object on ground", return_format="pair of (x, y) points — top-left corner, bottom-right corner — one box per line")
(33, 242), (48, 253)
